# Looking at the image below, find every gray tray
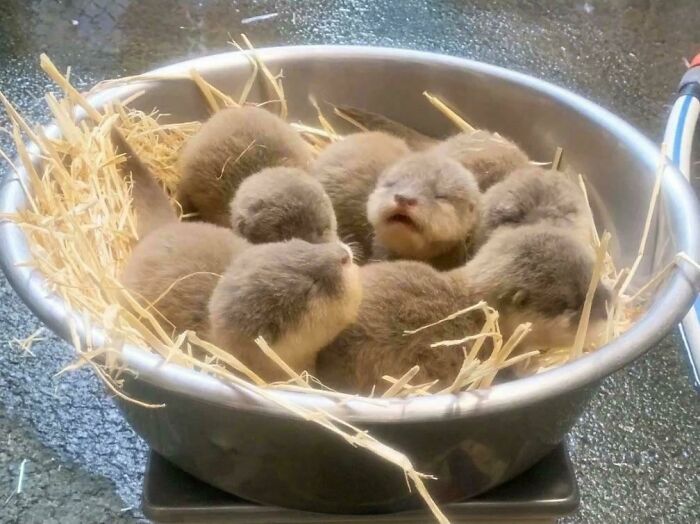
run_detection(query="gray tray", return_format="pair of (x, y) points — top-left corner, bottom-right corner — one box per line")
(142, 445), (578, 523)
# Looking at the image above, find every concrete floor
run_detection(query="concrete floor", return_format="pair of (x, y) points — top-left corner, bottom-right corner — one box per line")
(0, 1), (698, 522)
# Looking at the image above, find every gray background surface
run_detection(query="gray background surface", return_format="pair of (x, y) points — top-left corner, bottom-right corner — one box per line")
(0, 1), (698, 522)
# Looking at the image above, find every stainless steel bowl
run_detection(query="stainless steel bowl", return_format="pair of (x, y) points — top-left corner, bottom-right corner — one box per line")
(1, 46), (699, 514)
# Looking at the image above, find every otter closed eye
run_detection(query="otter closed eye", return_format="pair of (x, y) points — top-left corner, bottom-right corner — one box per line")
(367, 151), (481, 270)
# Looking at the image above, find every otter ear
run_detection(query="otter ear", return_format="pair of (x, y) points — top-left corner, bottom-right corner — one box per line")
(512, 289), (528, 306)
(494, 202), (522, 223)
(233, 215), (247, 236)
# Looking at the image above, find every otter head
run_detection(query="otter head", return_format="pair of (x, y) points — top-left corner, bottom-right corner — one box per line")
(465, 224), (611, 352)
(436, 130), (530, 191)
(208, 239), (362, 378)
(367, 152), (481, 261)
(478, 167), (590, 245)
(230, 167), (338, 244)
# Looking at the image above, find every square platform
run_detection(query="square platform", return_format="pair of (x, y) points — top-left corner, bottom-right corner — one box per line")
(142, 445), (578, 523)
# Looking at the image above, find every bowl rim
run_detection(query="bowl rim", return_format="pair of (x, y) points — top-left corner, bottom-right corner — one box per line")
(1, 44), (698, 423)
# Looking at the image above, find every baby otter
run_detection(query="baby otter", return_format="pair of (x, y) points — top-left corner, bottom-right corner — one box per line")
(229, 167), (337, 244)
(333, 104), (437, 151)
(316, 224), (611, 394)
(177, 106), (313, 227)
(209, 240), (362, 381)
(116, 127), (360, 371)
(111, 127), (249, 337)
(121, 222), (247, 337)
(434, 130), (530, 191)
(311, 132), (410, 259)
(478, 166), (591, 246)
(367, 151), (481, 270)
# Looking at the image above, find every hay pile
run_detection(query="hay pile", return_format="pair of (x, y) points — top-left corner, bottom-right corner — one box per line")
(0, 40), (682, 522)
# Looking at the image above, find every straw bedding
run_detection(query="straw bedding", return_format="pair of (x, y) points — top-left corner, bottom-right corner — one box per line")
(1, 40), (688, 522)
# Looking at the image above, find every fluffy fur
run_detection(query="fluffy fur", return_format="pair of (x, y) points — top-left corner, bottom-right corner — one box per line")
(121, 222), (248, 338)
(177, 106), (313, 226)
(208, 240), (362, 381)
(367, 151), (481, 270)
(316, 224), (610, 394)
(115, 125), (361, 379)
(230, 167), (337, 244)
(311, 132), (410, 259)
(462, 224), (610, 350)
(478, 166), (591, 245)
(113, 126), (249, 339)
(434, 130), (530, 191)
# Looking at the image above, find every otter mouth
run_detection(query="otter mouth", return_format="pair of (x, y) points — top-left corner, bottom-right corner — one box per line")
(385, 211), (420, 231)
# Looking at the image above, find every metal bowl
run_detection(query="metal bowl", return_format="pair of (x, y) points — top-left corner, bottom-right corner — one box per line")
(1, 46), (698, 514)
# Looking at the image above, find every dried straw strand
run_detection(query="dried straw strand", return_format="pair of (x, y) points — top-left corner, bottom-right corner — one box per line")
(423, 91), (475, 132)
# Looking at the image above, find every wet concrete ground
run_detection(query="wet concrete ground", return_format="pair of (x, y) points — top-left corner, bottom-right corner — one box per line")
(0, 1), (698, 522)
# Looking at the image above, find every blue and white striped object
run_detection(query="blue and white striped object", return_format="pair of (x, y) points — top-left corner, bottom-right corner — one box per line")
(663, 57), (700, 390)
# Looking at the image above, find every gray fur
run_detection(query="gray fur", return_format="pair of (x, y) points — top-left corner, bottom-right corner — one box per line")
(434, 130), (530, 191)
(466, 224), (610, 323)
(367, 151), (481, 270)
(121, 222), (248, 338)
(113, 128), (246, 339)
(316, 224), (611, 394)
(177, 106), (312, 226)
(316, 260), (475, 392)
(230, 167), (338, 244)
(311, 132), (410, 259)
(209, 240), (351, 343)
(478, 166), (590, 244)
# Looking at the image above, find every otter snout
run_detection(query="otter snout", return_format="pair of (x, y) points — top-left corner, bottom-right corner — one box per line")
(338, 242), (354, 265)
(394, 193), (417, 207)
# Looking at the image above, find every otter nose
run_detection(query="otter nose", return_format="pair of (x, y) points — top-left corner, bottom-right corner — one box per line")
(394, 194), (417, 207)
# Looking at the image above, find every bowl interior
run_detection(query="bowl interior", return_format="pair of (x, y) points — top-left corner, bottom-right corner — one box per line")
(123, 47), (666, 273)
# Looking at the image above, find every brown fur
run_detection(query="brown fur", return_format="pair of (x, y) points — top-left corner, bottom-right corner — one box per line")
(462, 224), (610, 350)
(177, 106), (313, 226)
(478, 166), (591, 245)
(434, 130), (530, 191)
(113, 127), (247, 339)
(311, 132), (410, 259)
(230, 167), (338, 244)
(121, 222), (248, 338)
(334, 105), (437, 150)
(316, 224), (610, 394)
(315, 260), (473, 392)
(208, 240), (362, 381)
(367, 151), (481, 270)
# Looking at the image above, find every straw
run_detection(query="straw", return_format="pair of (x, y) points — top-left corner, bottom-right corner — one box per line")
(552, 147), (564, 171)
(333, 107), (370, 132)
(423, 91), (475, 132)
(571, 232), (610, 358)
